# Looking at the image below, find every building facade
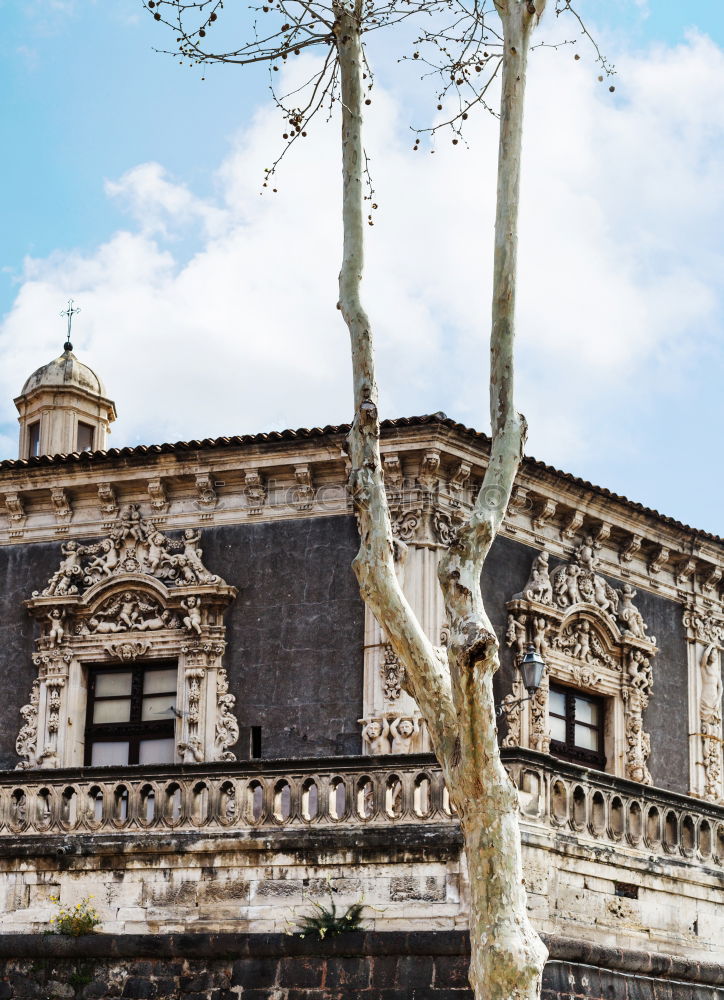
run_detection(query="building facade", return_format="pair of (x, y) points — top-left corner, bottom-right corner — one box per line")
(0, 347), (722, 995)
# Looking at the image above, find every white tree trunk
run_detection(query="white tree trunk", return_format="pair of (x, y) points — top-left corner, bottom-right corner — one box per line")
(339, 1), (548, 996)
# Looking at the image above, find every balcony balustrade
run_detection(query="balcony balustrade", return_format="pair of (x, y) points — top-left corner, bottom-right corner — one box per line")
(0, 750), (722, 868)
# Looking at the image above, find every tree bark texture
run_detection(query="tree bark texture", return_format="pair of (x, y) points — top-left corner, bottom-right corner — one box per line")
(339, 1), (548, 997)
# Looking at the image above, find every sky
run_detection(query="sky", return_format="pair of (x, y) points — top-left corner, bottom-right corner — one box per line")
(0, 0), (722, 536)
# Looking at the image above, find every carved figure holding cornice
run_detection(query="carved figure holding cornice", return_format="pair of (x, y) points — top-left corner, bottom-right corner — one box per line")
(182, 596), (203, 635)
(523, 551), (552, 605)
(47, 608), (66, 647)
(618, 585), (649, 640)
(700, 645), (722, 728)
(42, 541), (82, 597)
(85, 538), (119, 579)
(506, 614), (527, 659)
(389, 714), (420, 754)
(361, 716), (390, 755)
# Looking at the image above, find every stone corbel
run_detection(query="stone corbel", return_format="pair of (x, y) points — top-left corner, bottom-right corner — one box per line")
(560, 508), (584, 541)
(243, 469), (266, 515)
(3, 491), (26, 534)
(448, 461), (471, 498)
(418, 451), (440, 492)
(619, 533), (642, 565)
(50, 488), (72, 531)
(147, 478), (169, 515)
(648, 545), (669, 582)
(532, 498), (556, 534)
(97, 483), (118, 521)
(593, 521), (611, 545)
(701, 563), (723, 596)
(383, 454), (403, 491)
(676, 557), (697, 589)
(293, 465), (314, 511)
(194, 474), (218, 512)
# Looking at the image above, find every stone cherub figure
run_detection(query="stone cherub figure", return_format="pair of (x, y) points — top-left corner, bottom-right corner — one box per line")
(523, 551), (553, 604)
(43, 541), (82, 596)
(618, 584), (648, 640)
(47, 608), (66, 647)
(506, 614), (528, 659)
(182, 596), (203, 635)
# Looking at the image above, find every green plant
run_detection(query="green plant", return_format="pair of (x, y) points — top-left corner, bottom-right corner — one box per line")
(295, 898), (365, 939)
(49, 896), (101, 937)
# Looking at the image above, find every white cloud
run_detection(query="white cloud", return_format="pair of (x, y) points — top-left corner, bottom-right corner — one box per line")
(0, 34), (721, 515)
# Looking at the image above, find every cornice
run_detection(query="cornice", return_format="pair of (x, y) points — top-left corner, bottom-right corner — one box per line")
(0, 416), (720, 609)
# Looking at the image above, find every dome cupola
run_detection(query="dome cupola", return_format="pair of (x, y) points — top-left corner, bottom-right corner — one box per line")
(14, 302), (117, 459)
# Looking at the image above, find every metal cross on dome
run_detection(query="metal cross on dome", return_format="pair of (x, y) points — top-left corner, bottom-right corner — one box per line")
(60, 299), (81, 352)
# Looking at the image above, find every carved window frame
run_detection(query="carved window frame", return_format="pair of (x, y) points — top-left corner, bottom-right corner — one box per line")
(15, 510), (240, 771)
(504, 544), (658, 785)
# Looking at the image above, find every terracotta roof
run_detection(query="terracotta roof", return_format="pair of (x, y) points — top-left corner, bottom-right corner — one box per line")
(0, 412), (721, 547)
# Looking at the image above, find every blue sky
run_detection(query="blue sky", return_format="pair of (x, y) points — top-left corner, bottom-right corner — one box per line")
(0, 1), (722, 536)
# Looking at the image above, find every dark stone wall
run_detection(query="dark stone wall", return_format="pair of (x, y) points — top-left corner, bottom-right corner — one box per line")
(481, 534), (691, 795)
(0, 540), (62, 771)
(0, 932), (721, 999)
(0, 518), (693, 788)
(0, 516), (365, 769)
(201, 517), (365, 759)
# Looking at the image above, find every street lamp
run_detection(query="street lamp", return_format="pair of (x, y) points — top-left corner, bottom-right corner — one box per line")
(519, 644), (546, 696)
(496, 644), (546, 716)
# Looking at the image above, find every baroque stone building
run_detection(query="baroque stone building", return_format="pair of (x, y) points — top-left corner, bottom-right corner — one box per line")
(0, 344), (722, 998)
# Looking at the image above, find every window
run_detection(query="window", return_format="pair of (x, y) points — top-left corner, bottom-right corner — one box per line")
(549, 684), (605, 769)
(77, 422), (94, 452)
(28, 421), (41, 458)
(85, 663), (177, 766)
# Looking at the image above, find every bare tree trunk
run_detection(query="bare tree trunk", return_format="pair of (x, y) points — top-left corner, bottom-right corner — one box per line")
(436, 2), (548, 997)
(336, 0), (460, 757)
(340, 0), (547, 996)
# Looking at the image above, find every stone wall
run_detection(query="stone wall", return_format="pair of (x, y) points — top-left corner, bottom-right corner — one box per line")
(0, 515), (365, 769)
(0, 933), (722, 1000)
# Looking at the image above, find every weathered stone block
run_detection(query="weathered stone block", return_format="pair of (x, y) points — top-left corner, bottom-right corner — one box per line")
(324, 957), (370, 989)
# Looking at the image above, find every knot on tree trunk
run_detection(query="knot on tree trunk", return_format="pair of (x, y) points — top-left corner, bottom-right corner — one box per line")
(452, 617), (498, 670)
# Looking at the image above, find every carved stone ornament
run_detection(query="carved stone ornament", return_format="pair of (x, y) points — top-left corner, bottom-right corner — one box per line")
(16, 507), (238, 770)
(359, 714), (422, 755)
(699, 645), (722, 802)
(195, 474), (218, 510)
(380, 643), (405, 701)
(506, 542), (658, 784)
